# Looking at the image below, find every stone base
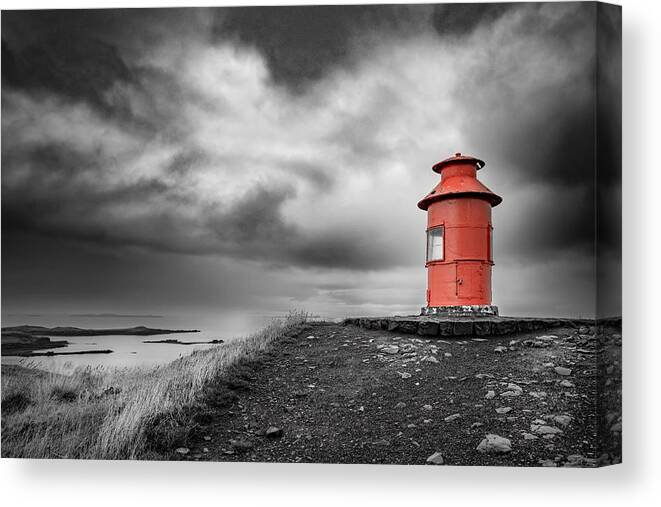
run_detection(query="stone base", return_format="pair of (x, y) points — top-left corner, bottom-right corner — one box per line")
(421, 305), (499, 317)
(343, 314), (602, 338)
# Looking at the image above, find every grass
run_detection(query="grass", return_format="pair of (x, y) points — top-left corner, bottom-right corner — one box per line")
(1, 312), (308, 459)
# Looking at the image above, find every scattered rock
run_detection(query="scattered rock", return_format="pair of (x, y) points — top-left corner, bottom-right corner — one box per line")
(553, 415), (572, 427)
(444, 413), (461, 422)
(426, 451), (445, 465)
(471, 422), (484, 429)
(175, 447), (190, 455)
(477, 434), (512, 454)
(422, 404), (433, 411)
(422, 355), (439, 364)
(397, 371), (412, 379)
(500, 383), (523, 397)
(524, 339), (552, 348)
(522, 433), (538, 440)
(382, 345), (400, 355)
(394, 401), (407, 409)
(265, 426), (283, 438)
(539, 459), (557, 467)
(496, 407), (512, 414)
(494, 346), (507, 353)
(444, 352), (452, 358)
(559, 379), (575, 388)
(531, 424), (563, 435)
(554, 366), (572, 376)
(485, 390), (496, 399)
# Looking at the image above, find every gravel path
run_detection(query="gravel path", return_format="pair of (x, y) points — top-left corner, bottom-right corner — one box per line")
(173, 321), (621, 467)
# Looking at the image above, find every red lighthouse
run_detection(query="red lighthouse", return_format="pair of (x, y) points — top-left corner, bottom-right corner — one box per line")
(417, 153), (502, 316)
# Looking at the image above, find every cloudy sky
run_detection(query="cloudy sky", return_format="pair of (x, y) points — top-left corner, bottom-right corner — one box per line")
(1, 2), (621, 323)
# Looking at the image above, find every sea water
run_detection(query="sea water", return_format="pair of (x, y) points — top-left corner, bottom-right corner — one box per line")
(0, 311), (299, 373)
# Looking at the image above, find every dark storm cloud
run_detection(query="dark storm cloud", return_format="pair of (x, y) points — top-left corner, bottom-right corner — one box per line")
(2, 33), (133, 109)
(431, 2), (513, 36)
(1, 9), (217, 132)
(215, 3), (522, 91)
(286, 160), (334, 190)
(0, 8), (215, 53)
(452, 2), (597, 185)
(1, 137), (389, 270)
(1, 3), (621, 318)
(502, 184), (596, 261)
(206, 184), (298, 254)
(429, 1), (606, 274)
(215, 4), (423, 90)
(3, 3), (416, 272)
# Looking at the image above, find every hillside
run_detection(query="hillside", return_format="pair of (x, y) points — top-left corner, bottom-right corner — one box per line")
(170, 320), (621, 467)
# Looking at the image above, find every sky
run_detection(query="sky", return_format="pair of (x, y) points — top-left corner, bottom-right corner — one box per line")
(1, 2), (621, 322)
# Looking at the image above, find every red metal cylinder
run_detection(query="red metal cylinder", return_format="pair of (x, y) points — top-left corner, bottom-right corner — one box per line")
(418, 154), (502, 308)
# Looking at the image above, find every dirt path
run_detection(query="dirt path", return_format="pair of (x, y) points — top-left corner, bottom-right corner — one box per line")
(174, 321), (621, 467)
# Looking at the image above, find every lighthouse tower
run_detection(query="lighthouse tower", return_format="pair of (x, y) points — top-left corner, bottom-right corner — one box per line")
(417, 153), (502, 316)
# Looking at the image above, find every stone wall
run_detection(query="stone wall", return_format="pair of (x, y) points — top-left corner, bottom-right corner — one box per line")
(342, 316), (609, 338)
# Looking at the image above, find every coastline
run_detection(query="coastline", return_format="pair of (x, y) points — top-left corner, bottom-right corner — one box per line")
(1, 325), (202, 357)
(1, 313), (308, 459)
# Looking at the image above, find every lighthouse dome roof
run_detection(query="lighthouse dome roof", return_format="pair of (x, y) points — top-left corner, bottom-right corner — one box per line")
(417, 153), (502, 210)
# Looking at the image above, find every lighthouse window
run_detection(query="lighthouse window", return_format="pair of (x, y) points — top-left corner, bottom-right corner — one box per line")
(426, 227), (444, 262)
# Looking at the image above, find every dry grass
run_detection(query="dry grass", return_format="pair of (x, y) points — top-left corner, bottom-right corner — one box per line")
(1, 312), (307, 459)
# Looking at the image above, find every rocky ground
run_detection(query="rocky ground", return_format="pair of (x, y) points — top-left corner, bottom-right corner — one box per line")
(169, 321), (622, 467)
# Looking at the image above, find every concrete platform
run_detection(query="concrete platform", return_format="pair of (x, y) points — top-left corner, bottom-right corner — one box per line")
(343, 315), (617, 337)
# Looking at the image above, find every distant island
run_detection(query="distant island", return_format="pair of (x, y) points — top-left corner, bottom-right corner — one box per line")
(143, 339), (224, 345)
(1, 331), (68, 356)
(2, 325), (200, 337)
(1, 325), (200, 356)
